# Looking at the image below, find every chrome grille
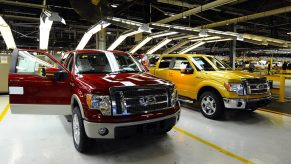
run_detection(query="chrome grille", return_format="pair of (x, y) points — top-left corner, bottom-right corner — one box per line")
(244, 78), (269, 95)
(110, 85), (172, 116)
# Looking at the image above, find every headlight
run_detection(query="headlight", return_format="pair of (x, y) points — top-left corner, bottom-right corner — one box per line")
(224, 82), (245, 96)
(171, 86), (178, 106)
(86, 94), (111, 116)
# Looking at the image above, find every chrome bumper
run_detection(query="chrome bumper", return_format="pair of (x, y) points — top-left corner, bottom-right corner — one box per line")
(83, 110), (181, 139)
(223, 96), (272, 110)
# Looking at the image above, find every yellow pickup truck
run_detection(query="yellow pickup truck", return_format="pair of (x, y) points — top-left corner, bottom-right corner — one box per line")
(148, 54), (272, 119)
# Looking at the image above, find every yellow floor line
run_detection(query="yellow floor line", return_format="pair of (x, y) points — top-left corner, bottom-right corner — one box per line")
(258, 108), (291, 117)
(174, 127), (253, 164)
(0, 104), (10, 122)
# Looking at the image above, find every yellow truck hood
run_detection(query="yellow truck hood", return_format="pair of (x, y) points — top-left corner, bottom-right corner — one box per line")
(204, 70), (259, 82)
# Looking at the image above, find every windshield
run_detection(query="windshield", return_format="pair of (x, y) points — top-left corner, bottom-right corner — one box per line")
(190, 56), (216, 71)
(205, 56), (232, 70)
(75, 52), (143, 74)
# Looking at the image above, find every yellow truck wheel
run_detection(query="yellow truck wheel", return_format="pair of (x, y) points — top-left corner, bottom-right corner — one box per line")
(199, 91), (224, 119)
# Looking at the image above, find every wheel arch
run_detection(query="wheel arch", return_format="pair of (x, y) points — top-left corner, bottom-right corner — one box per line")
(71, 94), (85, 119)
(197, 86), (224, 100)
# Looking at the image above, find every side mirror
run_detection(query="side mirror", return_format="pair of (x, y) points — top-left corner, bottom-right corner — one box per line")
(181, 68), (194, 74)
(42, 67), (68, 80)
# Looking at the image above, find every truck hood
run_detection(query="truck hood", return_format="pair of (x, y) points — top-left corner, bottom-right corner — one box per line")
(76, 73), (172, 93)
(203, 70), (259, 82)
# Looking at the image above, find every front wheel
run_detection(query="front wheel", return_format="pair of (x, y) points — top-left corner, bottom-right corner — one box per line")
(199, 91), (224, 119)
(72, 106), (93, 153)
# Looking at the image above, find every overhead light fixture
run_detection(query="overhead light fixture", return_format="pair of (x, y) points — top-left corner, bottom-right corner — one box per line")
(129, 31), (178, 53)
(178, 41), (205, 54)
(205, 38), (232, 43)
(39, 10), (66, 50)
(110, 4), (119, 8)
(129, 37), (152, 53)
(198, 29), (209, 37)
(0, 16), (16, 49)
(107, 30), (140, 50)
(152, 31), (178, 38)
(190, 36), (220, 42)
(107, 25), (152, 51)
(76, 21), (111, 50)
(146, 38), (172, 54)
(262, 39), (268, 46)
(237, 34), (244, 41)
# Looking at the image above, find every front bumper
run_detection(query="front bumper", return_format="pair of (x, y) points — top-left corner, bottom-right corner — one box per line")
(223, 96), (272, 110)
(83, 110), (181, 139)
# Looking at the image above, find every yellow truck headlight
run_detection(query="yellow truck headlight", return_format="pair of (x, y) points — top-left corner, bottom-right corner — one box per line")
(224, 82), (245, 95)
(86, 94), (111, 116)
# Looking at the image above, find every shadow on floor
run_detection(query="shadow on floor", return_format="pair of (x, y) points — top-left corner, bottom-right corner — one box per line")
(181, 101), (275, 124)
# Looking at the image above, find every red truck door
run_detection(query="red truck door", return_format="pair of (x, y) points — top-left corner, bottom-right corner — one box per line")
(9, 49), (71, 115)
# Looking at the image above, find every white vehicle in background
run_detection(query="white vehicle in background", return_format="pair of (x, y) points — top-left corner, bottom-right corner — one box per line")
(272, 61), (282, 68)
(245, 61), (266, 70)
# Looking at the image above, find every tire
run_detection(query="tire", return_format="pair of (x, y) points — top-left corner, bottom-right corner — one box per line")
(72, 106), (93, 153)
(199, 91), (224, 119)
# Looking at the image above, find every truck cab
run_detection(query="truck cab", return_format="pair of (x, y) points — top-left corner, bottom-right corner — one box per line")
(9, 49), (180, 152)
(148, 54), (271, 119)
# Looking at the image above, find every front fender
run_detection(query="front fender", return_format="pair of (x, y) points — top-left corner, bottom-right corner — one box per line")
(195, 80), (227, 99)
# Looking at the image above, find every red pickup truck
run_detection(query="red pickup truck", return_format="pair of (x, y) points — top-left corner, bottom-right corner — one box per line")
(8, 49), (180, 152)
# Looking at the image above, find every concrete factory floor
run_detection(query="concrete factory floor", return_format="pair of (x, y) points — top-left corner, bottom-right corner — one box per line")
(1, 95), (291, 164)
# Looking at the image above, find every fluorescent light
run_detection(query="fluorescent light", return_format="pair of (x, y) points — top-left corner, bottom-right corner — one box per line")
(178, 41), (205, 54)
(108, 25), (152, 51)
(205, 38), (232, 43)
(107, 30), (140, 50)
(76, 21), (111, 50)
(198, 29), (209, 37)
(128, 31), (178, 53)
(152, 31), (178, 38)
(107, 35), (128, 50)
(39, 16), (53, 50)
(0, 16), (16, 49)
(146, 38), (172, 54)
(39, 10), (66, 50)
(88, 21), (111, 34)
(237, 34), (244, 41)
(76, 33), (93, 50)
(111, 4), (119, 8)
(129, 37), (152, 53)
(190, 36), (220, 42)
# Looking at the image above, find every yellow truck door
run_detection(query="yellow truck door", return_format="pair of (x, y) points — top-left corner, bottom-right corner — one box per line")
(170, 57), (203, 100)
(154, 56), (174, 81)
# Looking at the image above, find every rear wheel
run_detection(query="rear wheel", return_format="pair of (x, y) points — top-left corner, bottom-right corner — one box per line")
(72, 106), (93, 153)
(199, 91), (224, 119)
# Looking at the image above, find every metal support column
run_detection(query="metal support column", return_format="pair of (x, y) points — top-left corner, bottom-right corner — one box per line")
(96, 28), (106, 50)
(230, 25), (237, 70)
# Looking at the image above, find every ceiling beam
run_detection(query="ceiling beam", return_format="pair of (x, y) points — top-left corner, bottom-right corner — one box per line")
(0, 0), (45, 9)
(199, 5), (291, 29)
(157, 0), (239, 24)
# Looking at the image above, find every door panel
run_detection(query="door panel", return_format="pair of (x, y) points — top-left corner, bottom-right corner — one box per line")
(9, 49), (71, 115)
(155, 57), (173, 81)
(170, 57), (203, 100)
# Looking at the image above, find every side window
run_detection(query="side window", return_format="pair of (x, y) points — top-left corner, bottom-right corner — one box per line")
(16, 50), (62, 75)
(158, 57), (173, 69)
(65, 54), (73, 71)
(172, 57), (192, 70)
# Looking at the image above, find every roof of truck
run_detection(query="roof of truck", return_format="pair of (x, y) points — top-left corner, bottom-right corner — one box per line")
(162, 54), (211, 57)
